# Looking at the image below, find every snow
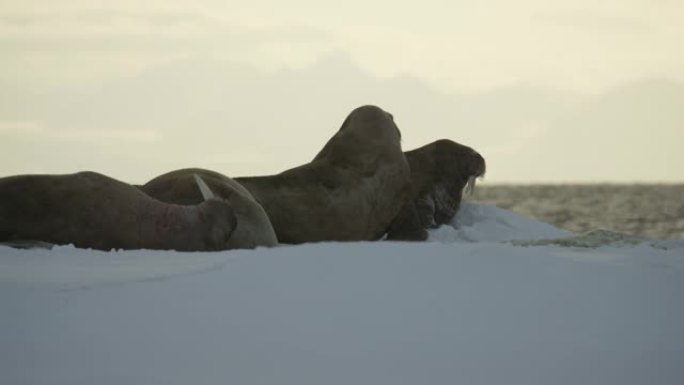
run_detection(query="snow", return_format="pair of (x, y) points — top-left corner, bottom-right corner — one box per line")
(1, 204), (683, 385)
(429, 203), (573, 243)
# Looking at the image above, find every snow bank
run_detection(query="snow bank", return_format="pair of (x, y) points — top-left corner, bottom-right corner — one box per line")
(0, 246), (229, 288)
(1, 204), (683, 385)
(429, 203), (572, 242)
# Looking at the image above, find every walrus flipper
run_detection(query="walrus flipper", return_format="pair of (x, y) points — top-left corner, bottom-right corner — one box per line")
(385, 201), (429, 241)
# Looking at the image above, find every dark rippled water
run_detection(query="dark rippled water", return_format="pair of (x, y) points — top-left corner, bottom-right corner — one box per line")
(470, 184), (684, 240)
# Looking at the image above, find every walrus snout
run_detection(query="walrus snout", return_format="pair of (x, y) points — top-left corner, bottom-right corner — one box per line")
(196, 199), (238, 250)
(462, 150), (486, 195)
(471, 151), (486, 179)
(191, 174), (238, 249)
(433, 139), (486, 182)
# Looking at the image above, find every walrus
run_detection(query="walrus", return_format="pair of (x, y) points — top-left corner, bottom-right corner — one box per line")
(0, 171), (237, 251)
(139, 169), (278, 249)
(233, 105), (412, 243)
(386, 139), (486, 240)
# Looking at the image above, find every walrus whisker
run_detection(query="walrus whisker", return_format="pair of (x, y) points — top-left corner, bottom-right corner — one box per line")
(193, 174), (216, 201)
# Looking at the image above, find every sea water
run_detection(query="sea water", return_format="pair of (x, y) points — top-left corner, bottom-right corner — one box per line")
(471, 184), (684, 240)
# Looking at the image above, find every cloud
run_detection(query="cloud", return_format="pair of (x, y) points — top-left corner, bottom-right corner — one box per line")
(0, 120), (162, 142)
(0, 9), (217, 27)
(533, 8), (650, 32)
(0, 7), (332, 90)
(0, 7), (330, 62)
(2, 2), (683, 95)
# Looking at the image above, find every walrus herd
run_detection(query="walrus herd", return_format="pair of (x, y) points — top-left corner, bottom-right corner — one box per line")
(0, 105), (485, 251)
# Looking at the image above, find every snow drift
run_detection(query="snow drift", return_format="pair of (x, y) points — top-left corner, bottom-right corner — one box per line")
(1, 203), (683, 385)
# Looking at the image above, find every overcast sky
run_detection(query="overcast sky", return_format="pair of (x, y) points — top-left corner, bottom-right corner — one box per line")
(1, 0), (682, 183)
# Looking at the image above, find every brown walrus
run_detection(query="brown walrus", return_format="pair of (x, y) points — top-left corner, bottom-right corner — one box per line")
(234, 105), (412, 243)
(386, 139), (486, 240)
(140, 169), (278, 249)
(0, 171), (237, 251)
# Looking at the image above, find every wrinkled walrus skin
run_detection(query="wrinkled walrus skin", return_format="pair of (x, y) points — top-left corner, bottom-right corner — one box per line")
(235, 105), (412, 244)
(386, 139), (486, 241)
(0, 171), (237, 251)
(140, 169), (278, 249)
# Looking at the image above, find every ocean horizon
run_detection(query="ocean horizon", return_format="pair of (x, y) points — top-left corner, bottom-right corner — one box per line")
(471, 183), (684, 240)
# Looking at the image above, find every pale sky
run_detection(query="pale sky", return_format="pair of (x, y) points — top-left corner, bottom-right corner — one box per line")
(1, 0), (683, 183)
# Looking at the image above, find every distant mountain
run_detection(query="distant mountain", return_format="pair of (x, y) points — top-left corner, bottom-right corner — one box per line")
(1, 53), (682, 182)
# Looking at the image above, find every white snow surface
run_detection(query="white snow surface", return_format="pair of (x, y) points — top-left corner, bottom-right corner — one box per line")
(1, 203), (683, 385)
(429, 203), (573, 243)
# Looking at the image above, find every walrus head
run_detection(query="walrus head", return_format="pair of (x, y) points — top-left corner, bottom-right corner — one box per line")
(190, 173), (238, 250)
(141, 170), (278, 249)
(313, 105), (404, 174)
(338, 105), (401, 143)
(407, 139), (486, 227)
(195, 198), (239, 251)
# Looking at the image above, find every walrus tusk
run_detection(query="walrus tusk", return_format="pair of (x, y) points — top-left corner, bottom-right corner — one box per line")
(193, 174), (216, 201)
(463, 175), (477, 196)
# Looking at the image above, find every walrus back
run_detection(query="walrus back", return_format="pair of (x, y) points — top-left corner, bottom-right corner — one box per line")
(0, 172), (238, 251)
(0, 173), (91, 245)
(236, 106), (412, 243)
